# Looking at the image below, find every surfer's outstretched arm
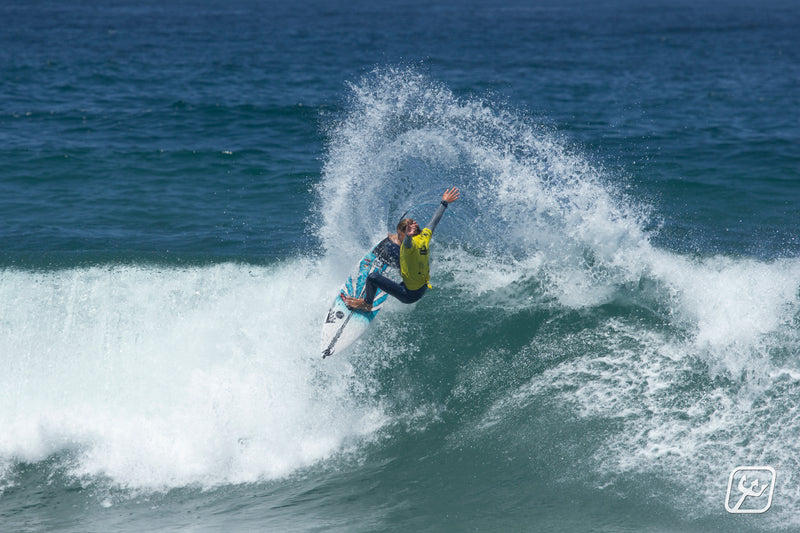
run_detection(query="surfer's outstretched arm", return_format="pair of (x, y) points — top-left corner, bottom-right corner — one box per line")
(426, 187), (460, 233)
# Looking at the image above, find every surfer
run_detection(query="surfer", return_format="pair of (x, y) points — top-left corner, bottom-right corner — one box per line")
(343, 187), (460, 312)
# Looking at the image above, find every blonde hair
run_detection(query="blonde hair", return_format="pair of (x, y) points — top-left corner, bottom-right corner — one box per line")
(397, 218), (414, 234)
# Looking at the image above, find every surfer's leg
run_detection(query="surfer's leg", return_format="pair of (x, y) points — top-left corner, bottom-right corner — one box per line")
(340, 272), (388, 311)
(345, 273), (427, 311)
(400, 285), (427, 304)
(366, 272), (426, 304)
(363, 272), (381, 305)
(363, 272), (403, 304)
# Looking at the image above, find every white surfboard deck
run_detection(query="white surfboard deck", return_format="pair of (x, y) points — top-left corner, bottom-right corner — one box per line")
(321, 239), (396, 358)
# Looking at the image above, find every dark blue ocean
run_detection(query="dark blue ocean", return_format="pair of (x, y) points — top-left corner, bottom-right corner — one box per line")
(2, 0), (800, 531)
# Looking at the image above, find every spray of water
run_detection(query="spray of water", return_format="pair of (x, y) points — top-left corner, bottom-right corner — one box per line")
(0, 263), (387, 491)
(3, 68), (799, 525)
(316, 66), (800, 523)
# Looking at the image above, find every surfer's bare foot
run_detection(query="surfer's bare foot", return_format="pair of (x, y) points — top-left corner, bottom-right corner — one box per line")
(342, 295), (372, 312)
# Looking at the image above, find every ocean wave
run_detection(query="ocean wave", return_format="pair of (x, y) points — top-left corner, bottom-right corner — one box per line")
(4, 68), (800, 531)
(314, 67), (800, 527)
(0, 262), (388, 491)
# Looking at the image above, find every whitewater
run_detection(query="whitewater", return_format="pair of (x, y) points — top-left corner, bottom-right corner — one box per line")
(2, 68), (799, 531)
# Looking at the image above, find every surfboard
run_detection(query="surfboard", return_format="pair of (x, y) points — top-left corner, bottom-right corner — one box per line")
(321, 238), (397, 358)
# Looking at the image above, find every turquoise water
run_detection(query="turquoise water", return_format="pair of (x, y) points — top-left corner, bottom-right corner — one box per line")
(2, 1), (800, 531)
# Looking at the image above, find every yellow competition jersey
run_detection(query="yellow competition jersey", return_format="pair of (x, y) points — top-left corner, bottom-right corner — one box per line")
(400, 228), (432, 290)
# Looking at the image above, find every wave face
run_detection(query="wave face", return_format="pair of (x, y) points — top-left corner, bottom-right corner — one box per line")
(314, 68), (800, 529)
(2, 69), (800, 531)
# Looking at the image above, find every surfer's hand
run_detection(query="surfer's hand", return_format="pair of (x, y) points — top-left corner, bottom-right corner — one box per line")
(442, 187), (460, 204)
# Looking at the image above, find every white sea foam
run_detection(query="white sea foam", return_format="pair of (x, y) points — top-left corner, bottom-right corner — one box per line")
(0, 261), (388, 490)
(316, 67), (652, 305)
(5, 68), (799, 526)
(318, 69), (800, 526)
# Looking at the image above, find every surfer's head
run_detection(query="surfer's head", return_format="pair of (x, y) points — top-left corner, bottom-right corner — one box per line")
(397, 218), (420, 237)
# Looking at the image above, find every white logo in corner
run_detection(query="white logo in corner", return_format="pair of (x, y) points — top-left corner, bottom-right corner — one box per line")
(725, 466), (776, 514)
